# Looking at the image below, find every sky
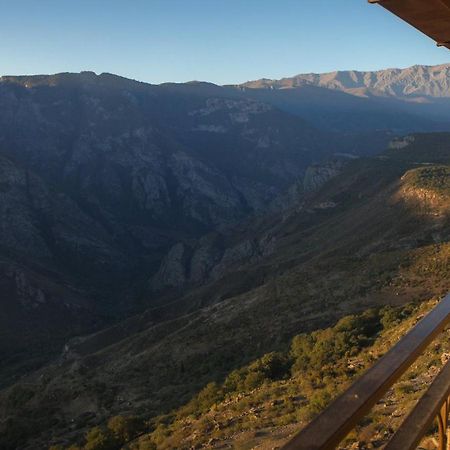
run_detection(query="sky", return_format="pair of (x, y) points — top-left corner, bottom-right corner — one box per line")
(1, 0), (450, 85)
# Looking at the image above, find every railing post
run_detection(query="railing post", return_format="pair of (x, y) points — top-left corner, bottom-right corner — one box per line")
(447, 399), (450, 450)
(437, 400), (447, 450)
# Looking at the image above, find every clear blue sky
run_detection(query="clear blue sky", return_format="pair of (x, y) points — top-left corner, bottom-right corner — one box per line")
(1, 0), (449, 85)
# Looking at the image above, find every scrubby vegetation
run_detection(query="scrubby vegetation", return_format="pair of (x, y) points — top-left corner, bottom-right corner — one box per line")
(55, 300), (450, 450)
(49, 416), (146, 450)
(403, 165), (450, 195)
(129, 301), (449, 450)
(3, 139), (447, 450)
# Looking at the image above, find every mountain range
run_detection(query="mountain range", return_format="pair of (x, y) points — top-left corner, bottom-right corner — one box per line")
(241, 64), (450, 97)
(235, 63), (450, 132)
(0, 64), (449, 449)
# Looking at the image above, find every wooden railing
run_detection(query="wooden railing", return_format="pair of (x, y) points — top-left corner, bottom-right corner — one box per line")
(281, 293), (450, 450)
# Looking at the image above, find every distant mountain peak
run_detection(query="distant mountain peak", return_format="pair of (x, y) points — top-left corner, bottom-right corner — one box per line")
(239, 63), (450, 99)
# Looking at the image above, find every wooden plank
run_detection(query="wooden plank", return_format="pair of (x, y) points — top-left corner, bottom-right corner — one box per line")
(385, 359), (450, 450)
(281, 294), (450, 450)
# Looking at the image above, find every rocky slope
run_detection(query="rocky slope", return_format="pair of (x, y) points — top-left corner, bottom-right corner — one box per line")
(5, 66), (434, 382)
(1, 66), (450, 448)
(0, 133), (449, 449)
(133, 300), (450, 450)
(0, 72), (339, 382)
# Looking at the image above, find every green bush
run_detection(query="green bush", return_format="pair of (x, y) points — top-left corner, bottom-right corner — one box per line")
(244, 371), (266, 390)
(291, 310), (382, 373)
(308, 390), (332, 417)
(196, 382), (224, 411)
(252, 352), (292, 381)
(84, 426), (116, 450)
(107, 415), (145, 444)
(223, 352), (292, 394)
(380, 306), (402, 329)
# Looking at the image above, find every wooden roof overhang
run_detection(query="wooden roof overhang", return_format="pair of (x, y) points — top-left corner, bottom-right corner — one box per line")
(369, 0), (450, 49)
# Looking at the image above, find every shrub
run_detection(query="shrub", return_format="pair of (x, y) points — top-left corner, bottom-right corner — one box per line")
(380, 306), (402, 329)
(223, 369), (246, 393)
(291, 311), (382, 373)
(308, 390), (332, 417)
(84, 426), (117, 450)
(290, 334), (314, 372)
(253, 352), (292, 381)
(196, 382), (224, 411)
(107, 415), (145, 444)
(244, 371), (266, 390)
(223, 352), (292, 394)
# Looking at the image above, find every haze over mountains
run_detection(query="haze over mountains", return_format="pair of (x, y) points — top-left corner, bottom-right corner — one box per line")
(237, 63), (450, 131)
(0, 64), (449, 449)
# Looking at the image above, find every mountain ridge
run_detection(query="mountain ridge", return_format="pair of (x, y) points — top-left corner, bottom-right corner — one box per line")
(239, 63), (450, 98)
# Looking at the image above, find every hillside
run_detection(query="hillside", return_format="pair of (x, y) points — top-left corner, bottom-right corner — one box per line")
(132, 299), (449, 450)
(0, 71), (340, 384)
(0, 132), (448, 449)
(5, 66), (441, 386)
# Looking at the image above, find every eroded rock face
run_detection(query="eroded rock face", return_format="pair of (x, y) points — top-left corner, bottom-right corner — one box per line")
(0, 73), (326, 233)
(0, 154), (130, 284)
(150, 243), (188, 290)
(189, 235), (224, 283)
(389, 135), (415, 150)
(150, 155), (354, 293)
(150, 232), (277, 292)
(303, 158), (347, 192)
(210, 239), (261, 280)
(168, 151), (244, 227)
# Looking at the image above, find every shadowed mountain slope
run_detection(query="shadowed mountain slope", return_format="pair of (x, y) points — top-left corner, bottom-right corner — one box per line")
(1, 68), (450, 448)
(0, 133), (449, 449)
(2, 69), (418, 395)
(0, 71), (340, 382)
